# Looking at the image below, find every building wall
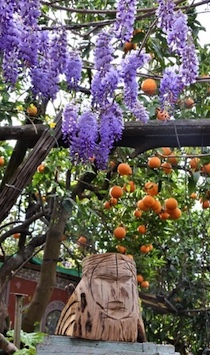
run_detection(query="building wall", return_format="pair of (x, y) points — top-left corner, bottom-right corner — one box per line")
(6, 265), (79, 333)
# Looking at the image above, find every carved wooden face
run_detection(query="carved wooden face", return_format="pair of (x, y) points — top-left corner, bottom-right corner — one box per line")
(87, 255), (137, 320)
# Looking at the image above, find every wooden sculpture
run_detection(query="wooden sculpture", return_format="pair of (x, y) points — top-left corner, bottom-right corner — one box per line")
(56, 253), (147, 342)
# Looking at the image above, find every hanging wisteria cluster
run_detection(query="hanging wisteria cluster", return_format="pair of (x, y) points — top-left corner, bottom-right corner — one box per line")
(0, 0), (82, 99)
(156, 0), (199, 110)
(0, 0), (199, 168)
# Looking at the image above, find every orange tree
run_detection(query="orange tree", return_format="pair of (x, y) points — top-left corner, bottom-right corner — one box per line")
(0, 0), (209, 353)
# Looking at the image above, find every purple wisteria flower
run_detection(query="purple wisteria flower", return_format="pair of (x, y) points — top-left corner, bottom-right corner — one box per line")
(93, 31), (114, 73)
(18, 0), (40, 27)
(76, 111), (98, 163)
(91, 67), (119, 107)
(91, 31), (118, 107)
(121, 50), (150, 121)
(159, 66), (184, 110)
(96, 102), (124, 169)
(179, 36), (199, 86)
(30, 29), (72, 99)
(62, 103), (79, 146)
(114, 0), (137, 42)
(167, 11), (188, 54)
(156, 0), (175, 33)
(132, 101), (150, 123)
(65, 52), (82, 90)
(50, 29), (68, 75)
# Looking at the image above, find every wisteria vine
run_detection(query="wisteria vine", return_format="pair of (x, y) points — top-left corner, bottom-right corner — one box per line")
(0, 0), (200, 168)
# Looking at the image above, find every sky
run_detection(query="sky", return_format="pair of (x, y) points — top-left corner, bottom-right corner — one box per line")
(196, 3), (210, 45)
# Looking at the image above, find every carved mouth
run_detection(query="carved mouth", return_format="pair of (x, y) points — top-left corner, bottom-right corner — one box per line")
(106, 301), (127, 311)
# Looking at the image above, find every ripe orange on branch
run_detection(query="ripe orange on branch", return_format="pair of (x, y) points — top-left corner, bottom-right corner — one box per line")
(77, 236), (87, 245)
(133, 209), (142, 218)
(137, 274), (144, 284)
(165, 197), (178, 210)
(26, 104), (38, 116)
(141, 280), (150, 288)
(109, 185), (123, 198)
(161, 162), (172, 174)
(142, 195), (156, 208)
(13, 233), (21, 239)
(156, 109), (170, 121)
(117, 162), (132, 176)
(123, 180), (136, 193)
(148, 156), (161, 169)
(189, 158), (200, 170)
(136, 199), (149, 211)
(114, 226), (126, 240)
(116, 245), (127, 254)
(144, 181), (159, 196)
(0, 156), (5, 167)
(141, 78), (157, 96)
(137, 225), (147, 234)
(169, 208), (182, 219)
(37, 164), (46, 173)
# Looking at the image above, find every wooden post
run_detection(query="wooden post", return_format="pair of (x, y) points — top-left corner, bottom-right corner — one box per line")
(56, 253), (146, 342)
(14, 294), (24, 348)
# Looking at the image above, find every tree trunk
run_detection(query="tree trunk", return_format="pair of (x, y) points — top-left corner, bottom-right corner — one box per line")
(56, 253), (147, 342)
(22, 198), (70, 332)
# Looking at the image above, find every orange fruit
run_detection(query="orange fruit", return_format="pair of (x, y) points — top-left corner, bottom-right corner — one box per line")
(77, 236), (87, 245)
(0, 156), (5, 167)
(169, 208), (182, 219)
(117, 162), (132, 176)
(189, 158), (200, 170)
(141, 78), (157, 96)
(110, 197), (118, 206)
(133, 209), (142, 218)
(13, 233), (21, 239)
(151, 199), (161, 213)
(37, 164), (46, 173)
(144, 181), (159, 196)
(137, 274), (144, 284)
(116, 245), (127, 254)
(156, 109), (170, 121)
(161, 162), (172, 174)
(201, 163), (210, 174)
(126, 254), (134, 260)
(27, 104), (38, 116)
(184, 98), (194, 109)
(148, 156), (161, 169)
(167, 154), (178, 166)
(110, 160), (116, 168)
(159, 147), (172, 156)
(142, 195), (156, 208)
(190, 192), (197, 199)
(165, 197), (178, 210)
(137, 199), (149, 211)
(114, 226), (126, 239)
(137, 225), (146, 234)
(104, 201), (112, 209)
(147, 244), (153, 251)
(124, 41), (137, 53)
(109, 185), (123, 198)
(141, 280), (149, 288)
(123, 180), (136, 193)
(140, 245), (150, 253)
(159, 211), (170, 220)
(202, 199), (209, 209)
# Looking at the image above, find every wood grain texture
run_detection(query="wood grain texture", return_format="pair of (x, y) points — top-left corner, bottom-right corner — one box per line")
(56, 253), (146, 342)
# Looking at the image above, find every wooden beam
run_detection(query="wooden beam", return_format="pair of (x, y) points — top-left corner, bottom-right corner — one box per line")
(0, 119), (210, 152)
(119, 120), (210, 152)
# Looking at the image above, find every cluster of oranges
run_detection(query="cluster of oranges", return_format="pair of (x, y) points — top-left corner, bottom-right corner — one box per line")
(105, 159), (186, 288)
